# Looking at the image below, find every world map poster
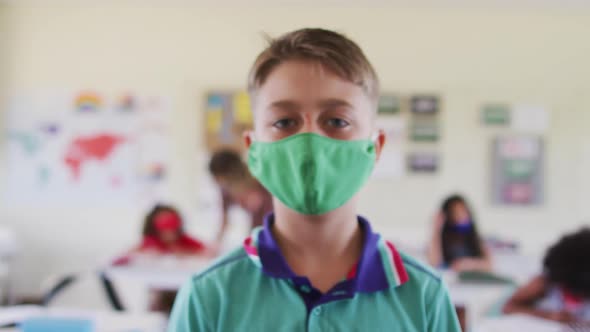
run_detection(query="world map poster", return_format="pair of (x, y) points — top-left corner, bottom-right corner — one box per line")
(4, 90), (171, 206)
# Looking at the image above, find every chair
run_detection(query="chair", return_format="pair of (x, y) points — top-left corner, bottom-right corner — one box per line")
(41, 271), (124, 311)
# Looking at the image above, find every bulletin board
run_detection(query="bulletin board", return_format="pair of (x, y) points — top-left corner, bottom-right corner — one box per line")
(491, 136), (544, 205)
(204, 91), (253, 152)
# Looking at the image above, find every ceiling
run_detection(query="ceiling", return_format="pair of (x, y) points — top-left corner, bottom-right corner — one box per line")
(1, 0), (590, 10)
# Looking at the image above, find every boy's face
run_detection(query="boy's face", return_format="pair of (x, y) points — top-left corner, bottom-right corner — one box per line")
(247, 60), (383, 145)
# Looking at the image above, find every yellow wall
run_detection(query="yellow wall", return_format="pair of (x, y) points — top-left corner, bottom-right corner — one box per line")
(1, 3), (590, 292)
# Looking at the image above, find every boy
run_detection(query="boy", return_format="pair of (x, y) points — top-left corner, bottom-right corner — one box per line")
(208, 149), (273, 242)
(169, 28), (461, 331)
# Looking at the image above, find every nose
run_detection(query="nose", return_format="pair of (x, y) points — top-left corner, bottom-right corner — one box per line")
(299, 112), (317, 134)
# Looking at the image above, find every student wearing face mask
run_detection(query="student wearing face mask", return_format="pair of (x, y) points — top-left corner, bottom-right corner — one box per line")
(503, 228), (590, 324)
(136, 205), (207, 256)
(427, 194), (492, 272)
(112, 204), (207, 266)
(168, 28), (460, 332)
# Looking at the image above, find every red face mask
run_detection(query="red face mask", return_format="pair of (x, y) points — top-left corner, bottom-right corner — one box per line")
(562, 287), (584, 310)
(154, 211), (182, 232)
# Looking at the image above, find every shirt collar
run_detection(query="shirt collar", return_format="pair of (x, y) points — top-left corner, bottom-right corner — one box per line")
(243, 213), (409, 293)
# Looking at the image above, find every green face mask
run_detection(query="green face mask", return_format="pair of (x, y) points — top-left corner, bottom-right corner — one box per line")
(248, 133), (376, 215)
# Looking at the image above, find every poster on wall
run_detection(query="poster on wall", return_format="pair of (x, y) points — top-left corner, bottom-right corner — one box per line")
(372, 117), (406, 179)
(491, 136), (544, 205)
(378, 94), (402, 115)
(410, 95), (439, 114)
(4, 90), (172, 206)
(511, 105), (550, 134)
(409, 94), (441, 142)
(407, 152), (439, 173)
(482, 104), (510, 126)
(204, 91), (253, 153)
(410, 119), (439, 142)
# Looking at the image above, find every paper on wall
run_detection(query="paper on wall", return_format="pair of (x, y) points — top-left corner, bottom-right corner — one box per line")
(372, 147), (404, 179)
(511, 105), (550, 134)
(372, 117), (406, 179)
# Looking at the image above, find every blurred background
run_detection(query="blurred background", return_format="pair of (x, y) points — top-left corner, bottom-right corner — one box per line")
(0, 1), (589, 331)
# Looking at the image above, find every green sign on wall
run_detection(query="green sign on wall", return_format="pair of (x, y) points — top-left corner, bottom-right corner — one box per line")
(482, 104), (510, 125)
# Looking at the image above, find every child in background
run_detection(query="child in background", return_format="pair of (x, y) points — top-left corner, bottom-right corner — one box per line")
(427, 194), (492, 272)
(169, 28), (460, 331)
(110, 205), (210, 314)
(137, 204), (206, 255)
(112, 204), (207, 266)
(208, 149), (273, 242)
(503, 228), (590, 323)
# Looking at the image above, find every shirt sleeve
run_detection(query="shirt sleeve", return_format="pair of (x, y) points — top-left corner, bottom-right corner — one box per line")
(168, 279), (211, 332)
(179, 235), (206, 252)
(426, 282), (462, 332)
(138, 236), (163, 252)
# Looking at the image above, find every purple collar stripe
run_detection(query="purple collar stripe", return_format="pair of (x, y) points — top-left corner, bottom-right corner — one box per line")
(243, 214), (410, 293)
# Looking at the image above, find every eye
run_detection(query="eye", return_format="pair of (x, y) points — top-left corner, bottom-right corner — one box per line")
(272, 118), (297, 129)
(326, 118), (350, 128)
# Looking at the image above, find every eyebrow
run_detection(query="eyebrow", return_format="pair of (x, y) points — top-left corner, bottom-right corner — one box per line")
(317, 98), (354, 109)
(268, 98), (354, 111)
(269, 100), (300, 111)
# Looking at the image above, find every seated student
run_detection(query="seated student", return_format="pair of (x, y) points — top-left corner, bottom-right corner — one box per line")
(137, 204), (206, 255)
(112, 205), (210, 314)
(427, 194), (492, 272)
(169, 28), (460, 331)
(113, 204), (207, 266)
(503, 228), (590, 323)
(208, 149), (273, 242)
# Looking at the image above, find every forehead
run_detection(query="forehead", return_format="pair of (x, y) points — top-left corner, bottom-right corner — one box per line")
(450, 202), (467, 211)
(254, 60), (371, 106)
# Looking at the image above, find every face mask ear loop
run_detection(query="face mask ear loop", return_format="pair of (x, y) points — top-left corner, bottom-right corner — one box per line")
(370, 132), (379, 141)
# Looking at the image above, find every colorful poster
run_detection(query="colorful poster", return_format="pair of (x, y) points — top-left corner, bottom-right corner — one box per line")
(204, 91), (253, 153)
(491, 136), (544, 205)
(4, 91), (171, 206)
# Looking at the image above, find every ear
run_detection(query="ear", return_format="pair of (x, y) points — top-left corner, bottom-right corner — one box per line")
(243, 130), (253, 149)
(374, 129), (386, 161)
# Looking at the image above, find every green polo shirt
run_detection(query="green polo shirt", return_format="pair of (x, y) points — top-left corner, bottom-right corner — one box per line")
(169, 215), (461, 331)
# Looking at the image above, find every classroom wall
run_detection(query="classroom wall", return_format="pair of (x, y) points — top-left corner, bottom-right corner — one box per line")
(1, 3), (590, 293)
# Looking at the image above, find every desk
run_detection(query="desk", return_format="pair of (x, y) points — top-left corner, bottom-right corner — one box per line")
(474, 314), (566, 332)
(445, 273), (514, 329)
(442, 251), (542, 330)
(0, 306), (166, 332)
(104, 256), (212, 291)
(103, 256), (212, 312)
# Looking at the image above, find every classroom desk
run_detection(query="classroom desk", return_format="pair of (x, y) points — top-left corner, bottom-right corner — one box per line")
(102, 256), (212, 312)
(442, 251), (542, 328)
(104, 256), (212, 291)
(445, 275), (514, 329)
(474, 314), (568, 332)
(0, 305), (166, 332)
